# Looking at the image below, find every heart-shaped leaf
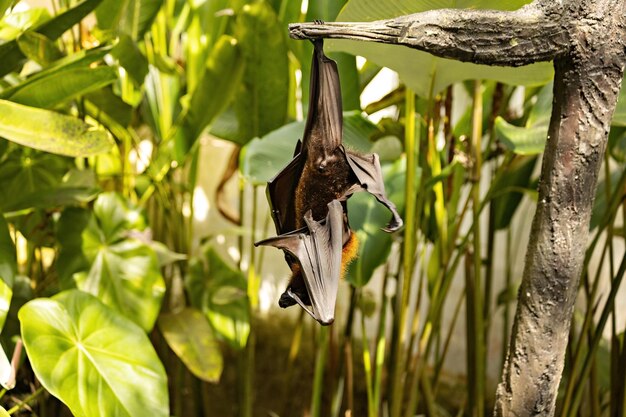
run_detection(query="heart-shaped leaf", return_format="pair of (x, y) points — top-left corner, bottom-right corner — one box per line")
(20, 290), (169, 417)
(58, 193), (165, 331)
(158, 308), (223, 383)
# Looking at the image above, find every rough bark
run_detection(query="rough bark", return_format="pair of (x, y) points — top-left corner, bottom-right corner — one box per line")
(289, 1), (569, 66)
(289, 0), (626, 416)
(494, 2), (626, 415)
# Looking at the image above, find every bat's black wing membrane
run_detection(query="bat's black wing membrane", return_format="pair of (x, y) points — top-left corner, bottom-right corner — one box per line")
(266, 151), (305, 235)
(255, 200), (344, 325)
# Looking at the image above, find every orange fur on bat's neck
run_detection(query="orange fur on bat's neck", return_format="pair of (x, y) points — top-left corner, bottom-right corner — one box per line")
(341, 232), (358, 276)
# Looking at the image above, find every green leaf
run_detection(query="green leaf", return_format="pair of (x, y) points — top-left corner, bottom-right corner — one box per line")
(20, 290), (169, 417)
(7, 66), (118, 109)
(494, 81), (552, 154)
(0, 406), (8, 417)
(490, 156), (537, 230)
(0, 149), (69, 210)
(331, 0), (552, 96)
(0, 44), (114, 101)
(233, 2), (289, 143)
(0, 7), (50, 41)
(494, 118), (547, 155)
(70, 193), (165, 331)
(0, 100), (113, 157)
(96, 0), (163, 39)
(16, 31), (63, 65)
(0, 215), (15, 332)
(2, 186), (99, 214)
(241, 111), (379, 185)
(110, 34), (148, 85)
(158, 308), (223, 383)
(185, 247), (249, 350)
(0, 0), (104, 77)
(179, 35), (244, 154)
(0, 0), (17, 17)
(346, 158), (407, 286)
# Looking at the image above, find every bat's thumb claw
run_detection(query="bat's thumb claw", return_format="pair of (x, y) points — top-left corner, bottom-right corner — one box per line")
(382, 216), (403, 233)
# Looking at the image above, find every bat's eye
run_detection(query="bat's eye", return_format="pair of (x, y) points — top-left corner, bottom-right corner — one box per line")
(317, 162), (326, 172)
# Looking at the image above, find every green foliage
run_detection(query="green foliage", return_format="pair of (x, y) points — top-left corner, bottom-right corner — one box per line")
(58, 193), (165, 331)
(20, 290), (169, 417)
(158, 307), (223, 382)
(0, 0), (624, 416)
(186, 246), (250, 350)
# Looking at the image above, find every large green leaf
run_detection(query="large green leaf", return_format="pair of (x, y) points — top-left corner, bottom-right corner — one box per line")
(158, 308), (223, 383)
(0, 215), (15, 332)
(0, 149), (69, 210)
(20, 290), (169, 417)
(233, 2), (289, 143)
(330, 0), (553, 96)
(2, 187), (99, 214)
(59, 193), (165, 331)
(241, 111), (380, 185)
(0, 0), (104, 77)
(0, 8), (50, 41)
(96, 0), (163, 39)
(346, 158), (408, 287)
(7, 66), (117, 109)
(185, 247), (249, 350)
(495, 82), (552, 154)
(178, 35), (244, 155)
(0, 100), (113, 157)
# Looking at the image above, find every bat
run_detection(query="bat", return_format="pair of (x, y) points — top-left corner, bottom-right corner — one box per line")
(255, 37), (402, 325)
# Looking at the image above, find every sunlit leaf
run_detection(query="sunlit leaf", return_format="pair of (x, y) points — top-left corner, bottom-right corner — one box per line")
(16, 31), (63, 65)
(241, 111), (379, 185)
(69, 193), (164, 331)
(0, 100), (113, 157)
(158, 308), (223, 383)
(7, 66), (117, 109)
(185, 247), (249, 350)
(20, 290), (169, 417)
(96, 0), (163, 39)
(0, 0), (104, 77)
(233, 2), (289, 143)
(330, 0), (552, 96)
(0, 8), (50, 41)
(178, 35), (244, 155)
(0, 215), (15, 332)
(495, 82), (552, 155)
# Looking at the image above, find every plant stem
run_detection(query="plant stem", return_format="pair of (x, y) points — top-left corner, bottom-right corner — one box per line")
(389, 87), (417, 417)
(311, 326), (330, 417)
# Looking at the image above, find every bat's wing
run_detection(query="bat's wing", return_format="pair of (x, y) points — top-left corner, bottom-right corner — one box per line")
(266, 149), (305, 235)
(302, 39), (343, 156)
(255, 200), (345, 325)
(343, 149), (404, 232)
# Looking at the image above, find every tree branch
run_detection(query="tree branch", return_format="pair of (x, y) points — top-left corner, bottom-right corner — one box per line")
(289, 2), (569, 67)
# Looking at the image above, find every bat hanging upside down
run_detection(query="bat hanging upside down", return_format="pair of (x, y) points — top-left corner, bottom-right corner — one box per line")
(255, 37), (402, 325)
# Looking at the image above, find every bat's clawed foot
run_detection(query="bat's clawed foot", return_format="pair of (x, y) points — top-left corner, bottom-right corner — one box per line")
(313, 19), (325, 25)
